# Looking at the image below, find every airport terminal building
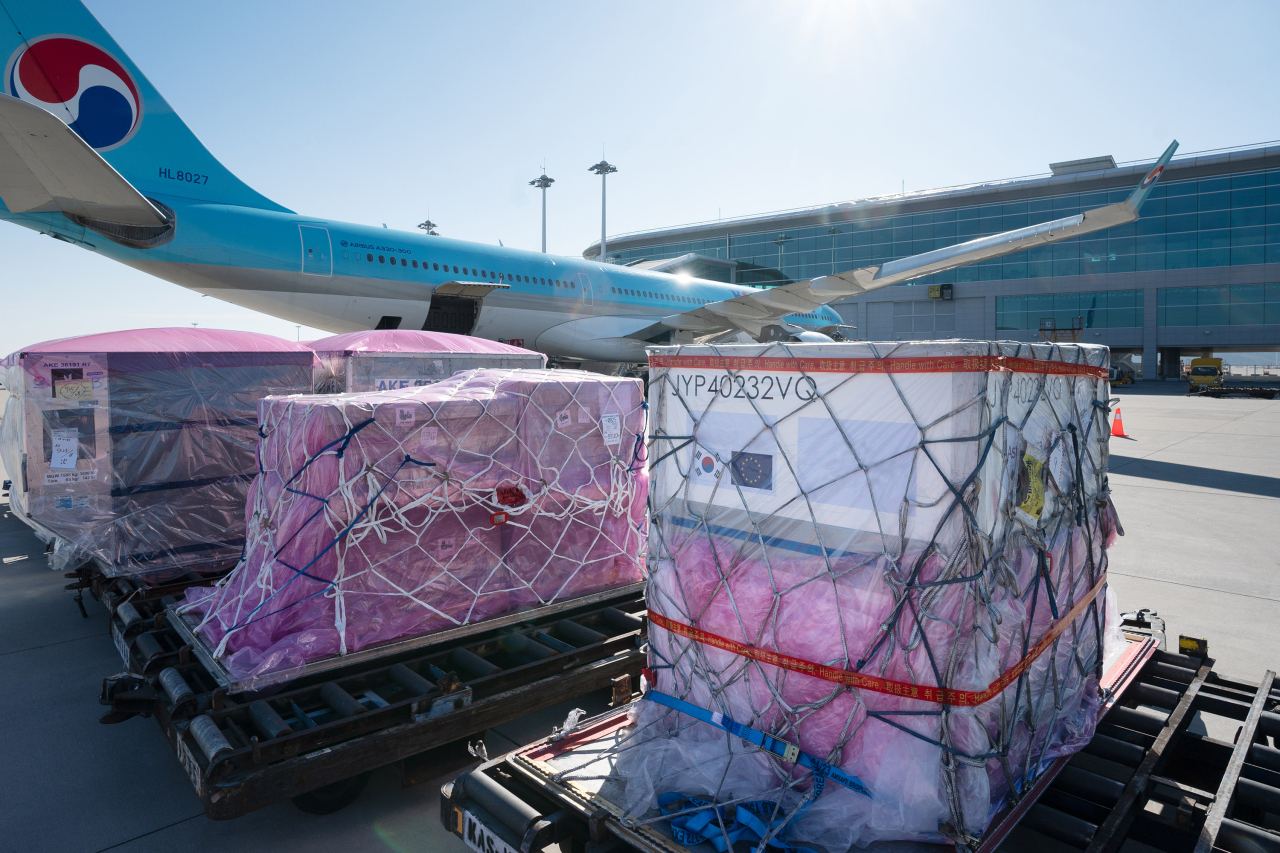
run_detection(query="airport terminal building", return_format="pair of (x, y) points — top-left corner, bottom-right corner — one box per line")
(584, 142), (1280, 380)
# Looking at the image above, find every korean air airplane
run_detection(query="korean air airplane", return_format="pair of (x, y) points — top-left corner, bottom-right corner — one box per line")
(0, 1), (1177, 363)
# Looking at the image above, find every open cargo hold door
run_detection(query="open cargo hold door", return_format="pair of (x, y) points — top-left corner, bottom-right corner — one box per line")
(423, 281), (510, 335)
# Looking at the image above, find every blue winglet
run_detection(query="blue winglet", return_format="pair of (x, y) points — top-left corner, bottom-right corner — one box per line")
(1125, 140), (1179, 213)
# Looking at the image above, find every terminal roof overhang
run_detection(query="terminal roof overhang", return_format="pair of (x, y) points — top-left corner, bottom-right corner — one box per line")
(583, 142), (1280, 260)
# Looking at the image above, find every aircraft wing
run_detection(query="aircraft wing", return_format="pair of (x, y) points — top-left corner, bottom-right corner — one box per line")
(659, 140), (1179, 339)
(0, 93), (166, 226)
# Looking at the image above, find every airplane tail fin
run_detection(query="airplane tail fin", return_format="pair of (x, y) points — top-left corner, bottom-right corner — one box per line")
(0, 0), (289, 212)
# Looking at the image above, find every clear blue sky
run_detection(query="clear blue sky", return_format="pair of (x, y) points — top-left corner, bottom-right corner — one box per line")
(2, 0), (1278, 356)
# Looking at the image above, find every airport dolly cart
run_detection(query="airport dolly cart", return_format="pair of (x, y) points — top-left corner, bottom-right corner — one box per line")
(65, 557), (234, 620)
(1188, 385), (1279, 400)
(99, 583), (647, 819)
(439, 619), (1280, 853)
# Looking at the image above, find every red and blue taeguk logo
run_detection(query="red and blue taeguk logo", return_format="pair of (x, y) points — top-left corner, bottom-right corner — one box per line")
(6, 35), (142, 151)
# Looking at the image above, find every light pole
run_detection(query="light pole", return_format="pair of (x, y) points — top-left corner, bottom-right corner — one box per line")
(417, 220), (439, 236)
(772, 233), (790, 281)
(588, 160), (617, 262)
(528, 173), (554, 253)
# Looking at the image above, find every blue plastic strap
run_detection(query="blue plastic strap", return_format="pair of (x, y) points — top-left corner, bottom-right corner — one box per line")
(657, 793), (817, 853)
(645, 690), (872, 799)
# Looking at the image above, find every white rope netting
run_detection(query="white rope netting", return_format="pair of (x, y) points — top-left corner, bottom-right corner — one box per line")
(544, 340), (1125, 851)
(179, 368), (648, 689)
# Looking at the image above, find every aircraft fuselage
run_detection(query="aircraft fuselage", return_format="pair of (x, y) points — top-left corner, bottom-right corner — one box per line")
(1, 193), (840, 362)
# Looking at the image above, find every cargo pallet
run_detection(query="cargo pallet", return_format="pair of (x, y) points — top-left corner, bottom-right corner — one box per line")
(1189, 385), (1278, 400)
(439, 619), (1280, 853)
(98, 584), (647, 819)
(67, 559), (234, 621)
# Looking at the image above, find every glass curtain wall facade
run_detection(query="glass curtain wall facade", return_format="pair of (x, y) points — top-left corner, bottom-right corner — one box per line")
(1157, 284), (1280, 326)
(996, 290), (1143, 331)
(610, 169), (1280, 289)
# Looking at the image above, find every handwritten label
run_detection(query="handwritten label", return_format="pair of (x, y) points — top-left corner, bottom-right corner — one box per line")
(50, 429), (79, 470)
(600, 414), (621, 445)
(55, 378), (93, 400)
(577, 406), (591, 424)
(418, 426), (439, 449)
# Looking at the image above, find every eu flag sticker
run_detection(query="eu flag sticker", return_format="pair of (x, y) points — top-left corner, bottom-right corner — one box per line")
(730, 452), (773, 490)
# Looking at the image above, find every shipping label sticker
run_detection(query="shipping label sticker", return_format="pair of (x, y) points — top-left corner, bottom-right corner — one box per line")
(55, 378), (93, 401)
(49, 429), (79, 470)
(395, 406), (415, 427)
(436, 536), (456, 559)
(1018, 454), (1046, 519)
(44, 469), (97, 486)
(601, 413), (622, 445)
(418, 425), (439, 449)
(53, 494), (91, 510)
(555, 409), (572, 429)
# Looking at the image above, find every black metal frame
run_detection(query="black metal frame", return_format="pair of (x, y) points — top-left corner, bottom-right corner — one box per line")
(439, 631), (1280, 853)
(99, 587), (647, 820)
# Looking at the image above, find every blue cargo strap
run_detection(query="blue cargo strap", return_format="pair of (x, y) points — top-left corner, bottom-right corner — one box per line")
(657, 792), (818, 853)
(645, 690), (872, 799)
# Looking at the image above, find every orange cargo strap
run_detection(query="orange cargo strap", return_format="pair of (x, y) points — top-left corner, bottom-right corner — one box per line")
(648, 573), (1108, 708)
(648, 353), (1108, 379)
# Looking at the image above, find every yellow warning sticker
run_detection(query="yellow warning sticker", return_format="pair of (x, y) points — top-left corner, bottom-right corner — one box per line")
(1018, 454), (1046, 519)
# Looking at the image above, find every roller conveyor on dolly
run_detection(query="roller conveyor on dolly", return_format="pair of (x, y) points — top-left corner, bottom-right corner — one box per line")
(438, 614), (1280, 853)
(97, 581), (647, 819)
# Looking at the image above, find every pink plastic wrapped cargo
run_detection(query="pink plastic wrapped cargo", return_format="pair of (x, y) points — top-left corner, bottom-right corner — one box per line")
(308, 329), (546, 392)
(604, 341), (1124, 851)
(180, 368), (647, 688)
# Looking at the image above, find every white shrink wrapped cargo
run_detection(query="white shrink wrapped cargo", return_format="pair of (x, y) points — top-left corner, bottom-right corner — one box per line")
(610, 340), (1124, 850)
(308, 330), (546, 393)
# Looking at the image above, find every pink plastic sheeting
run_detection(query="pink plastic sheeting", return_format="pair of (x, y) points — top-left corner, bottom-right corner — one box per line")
(308, 330), (540, 357)
(615, 340), (1122, 850)
(2, 327), (312, 365)
(180, 368), (647, 688)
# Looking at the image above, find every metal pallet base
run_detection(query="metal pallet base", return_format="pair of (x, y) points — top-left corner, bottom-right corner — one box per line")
(438, 627), (1280, 853)
(100, 586), (647, 819)
(166, 582), (646, 692)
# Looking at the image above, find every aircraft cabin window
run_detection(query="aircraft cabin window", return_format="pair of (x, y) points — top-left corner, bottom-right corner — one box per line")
(401, 258), (407, 266)
(411, 260), (418, 268)
(367, 254), (374, 262)
(570, 281), (576, 288)
(378, 255), (385, 263)
(452, 265), (459, 273)
(433, 263), (439, 271)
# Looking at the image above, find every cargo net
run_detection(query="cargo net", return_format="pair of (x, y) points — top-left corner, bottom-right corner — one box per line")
(547, 341), (1126, 851)
(179, 369), (648, 690)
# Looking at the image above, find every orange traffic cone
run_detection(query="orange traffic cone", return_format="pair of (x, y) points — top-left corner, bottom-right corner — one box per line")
(1111, 407), (1130, 438)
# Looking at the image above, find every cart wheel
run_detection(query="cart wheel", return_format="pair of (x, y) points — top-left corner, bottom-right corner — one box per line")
(291, 771), (373, 815)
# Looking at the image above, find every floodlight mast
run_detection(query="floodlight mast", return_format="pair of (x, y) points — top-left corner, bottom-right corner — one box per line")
(528, 174), (555, 253)
(588, 160), (617, 262)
